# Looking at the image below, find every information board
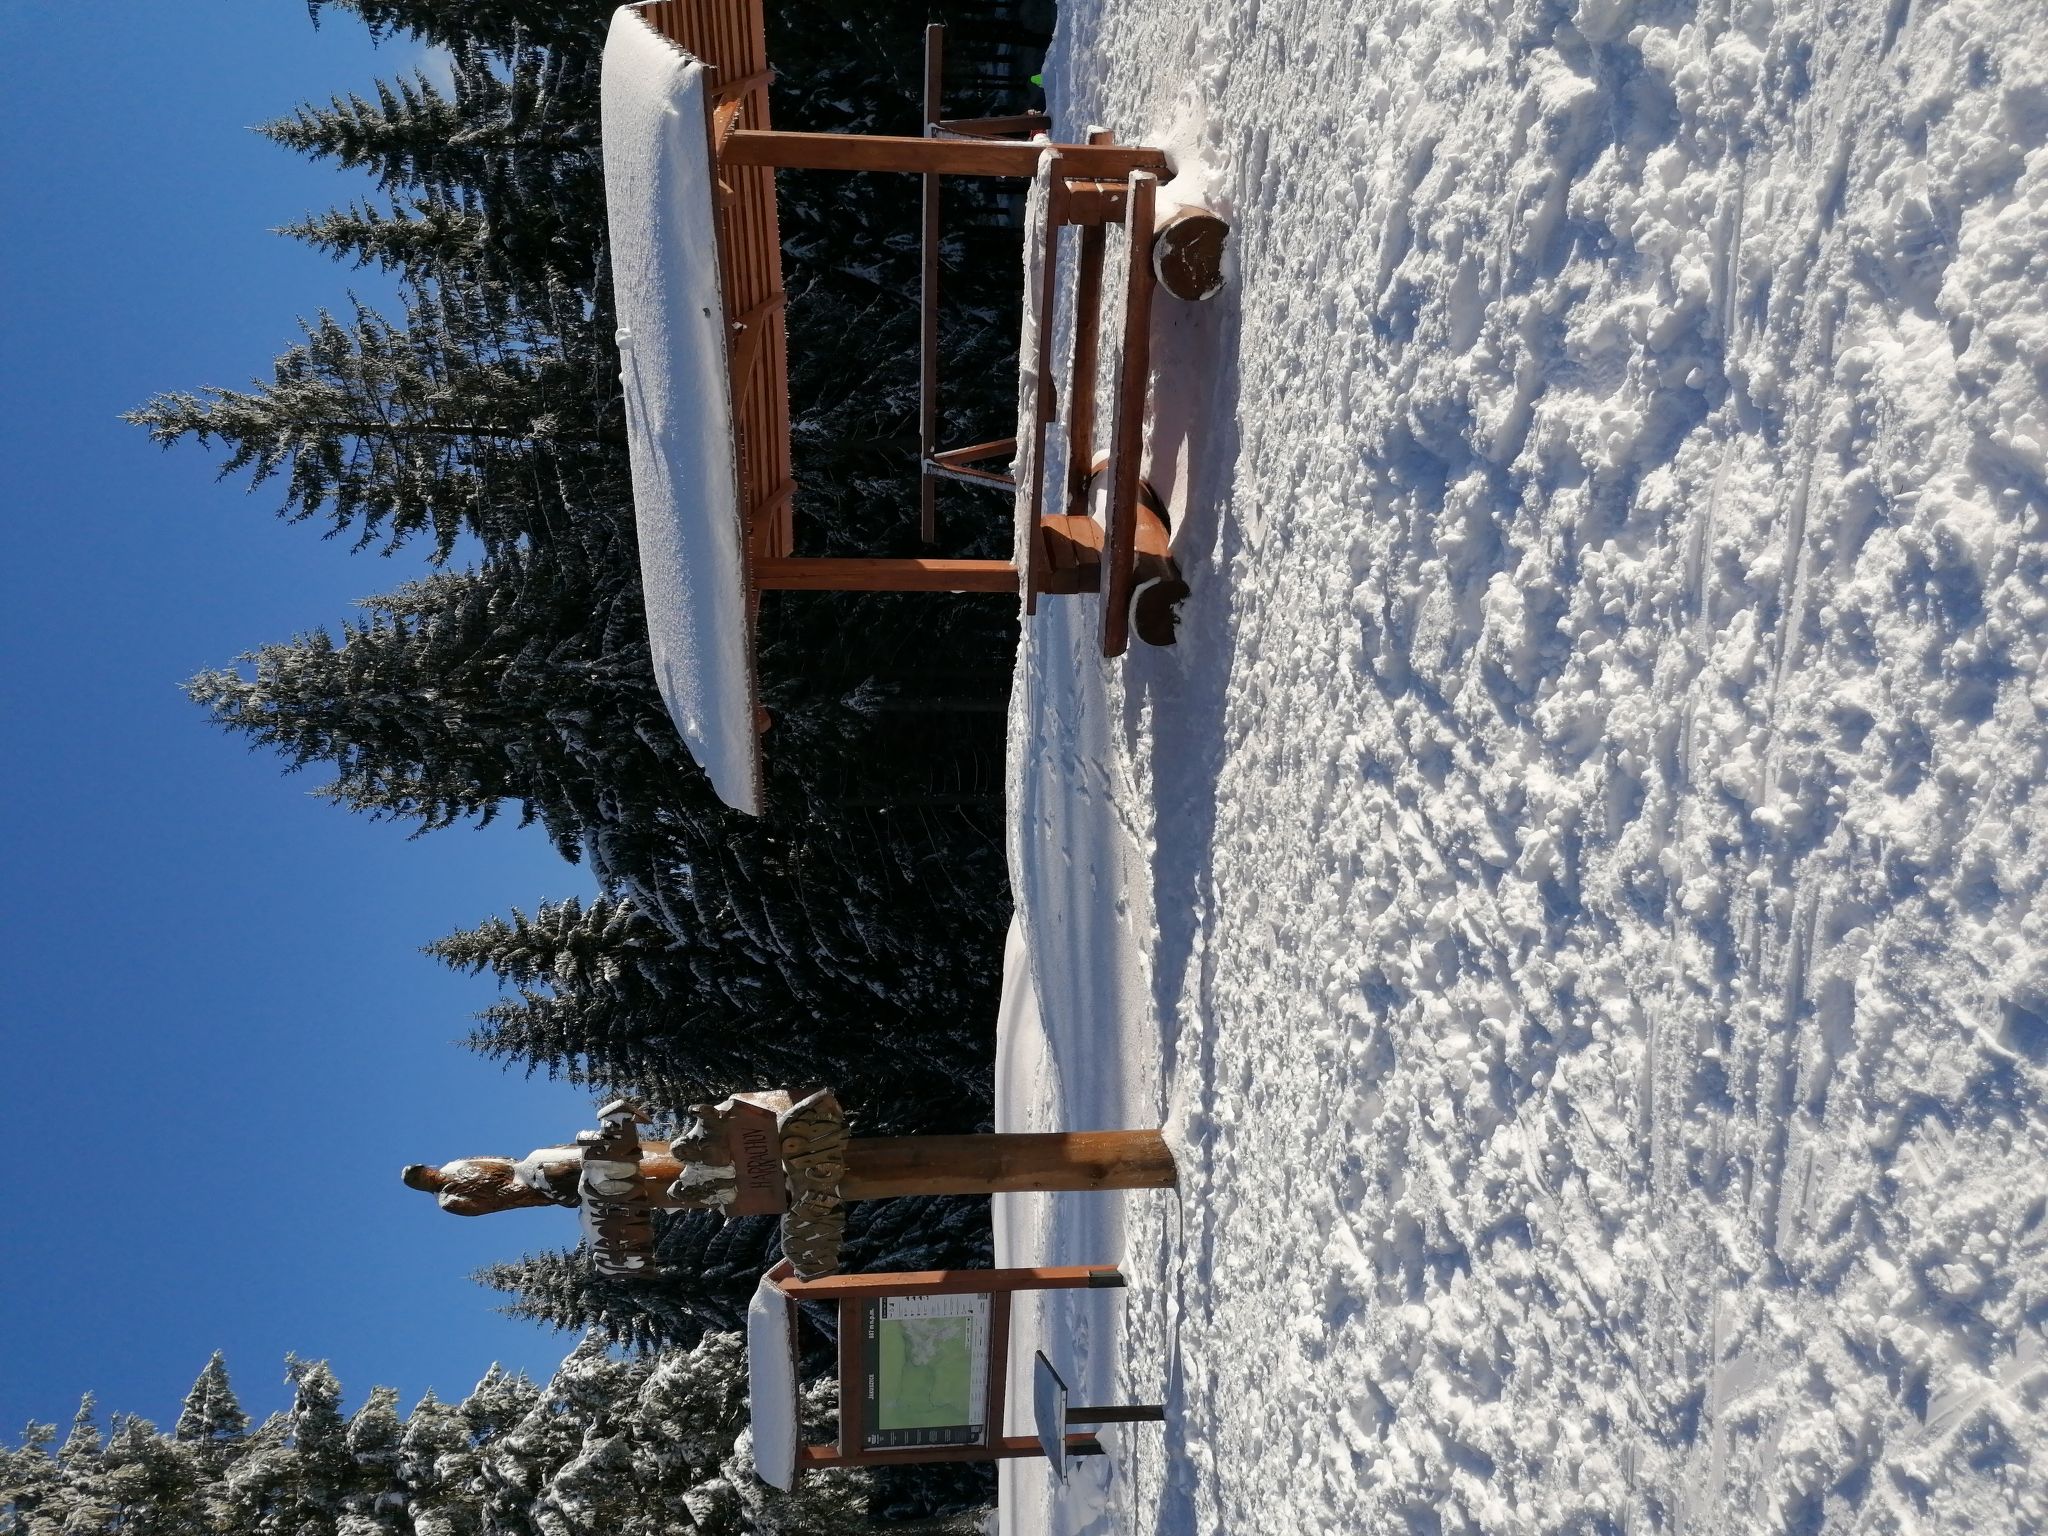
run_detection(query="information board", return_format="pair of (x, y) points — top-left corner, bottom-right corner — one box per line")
(859, 1293), (991, 1449)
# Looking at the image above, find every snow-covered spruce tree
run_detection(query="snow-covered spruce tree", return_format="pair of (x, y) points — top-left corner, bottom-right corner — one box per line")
(474, 1191), (989, 1360)
(53, 1398), (112, 1534)
(176, 1351), (252, 1454)
(126, 284), (617, 562)
(259, 43), (596, 222)
(390, 1392), (478, 1536)
(96, 1413), (210, 1536)
(281, 193), (490, 279)
(306, 0), (614, 58)
(474, 1245), (731, 1353)
(0, 1341), (990, 1534)
(0, 1419), (63, 1536)
(428, 897), (984, 1125)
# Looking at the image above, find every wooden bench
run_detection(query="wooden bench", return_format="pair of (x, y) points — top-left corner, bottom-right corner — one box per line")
(618, 3), (1228, 810)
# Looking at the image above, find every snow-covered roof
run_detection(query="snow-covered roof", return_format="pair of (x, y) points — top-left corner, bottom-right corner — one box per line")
(602, 6), (764, 815)
(744, 1271), (799, 1491)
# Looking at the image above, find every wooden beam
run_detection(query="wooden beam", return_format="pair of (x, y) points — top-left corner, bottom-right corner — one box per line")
(1066, 233), (1107, 512)
(1059, 178), (1129, 227)
(919, 24), (944, 544)
(932, 436), (1017, 467)
(754, 556), (1018, 593)
(777, 1264), (1127, 1299)
(1101, 172), (1159, 659)
(1068, 1405), (1167, 1425)
(798, 1434), (1103, 1469)
(840, 1130), (1177, 1198)
(711, 66), (772, 103)
(924, 459), (1014, 490)
(936, 112), (1054, 138)
(724, 130), (1170, 180)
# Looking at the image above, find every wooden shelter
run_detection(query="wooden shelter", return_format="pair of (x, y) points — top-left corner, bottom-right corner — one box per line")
(604, 2), (1227, 814)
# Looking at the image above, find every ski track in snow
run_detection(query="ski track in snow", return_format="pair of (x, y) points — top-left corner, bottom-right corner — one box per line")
(997, 2), (2048, 1533)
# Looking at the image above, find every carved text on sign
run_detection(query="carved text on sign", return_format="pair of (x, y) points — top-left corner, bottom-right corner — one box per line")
(580, 1100), (658, 1278)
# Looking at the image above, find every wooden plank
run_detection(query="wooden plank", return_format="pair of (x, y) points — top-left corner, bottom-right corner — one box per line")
(1043, 513), (1105, 556)
(932, 436), (1017, 467)
(753, 480), (796, 527)
(1059, 178), (1129, 226)
(1066, 223), (1107, 514)
(798, 1433), (1103, 1469)
(1064, 129), (1115, 516)
(730, 309), (769, 396)
(919, 23), (944, 544)
(836, 1295), (861, 1453)
(1100, 171), (1158, 659)
(712, 66), (772, 102)
(776, 1265), (1126, 1300)
(656, 0), (793, 563)
(924, 459), (1015, 491)
(754, 557), (1019, 593)
(988, 1291), (1011, 1454)
(841, 1131), (1176, 1198)
(1068, 1404), (1167, 1425)
(724, 130), (1170, 180)
(936, 112), (1054, 138)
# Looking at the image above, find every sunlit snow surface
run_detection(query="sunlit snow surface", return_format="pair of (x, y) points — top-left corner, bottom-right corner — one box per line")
(996, 2), (2048, 1532)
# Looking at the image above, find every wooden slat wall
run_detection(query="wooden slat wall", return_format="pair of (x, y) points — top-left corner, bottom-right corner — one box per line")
(638, 0), (795, 561)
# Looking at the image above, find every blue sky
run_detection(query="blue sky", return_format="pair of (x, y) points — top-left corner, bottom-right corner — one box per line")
(0, 1), (604, 1435)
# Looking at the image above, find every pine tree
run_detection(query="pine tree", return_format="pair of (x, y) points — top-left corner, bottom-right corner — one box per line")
(95, 1415), (207, 1536)
(0, 1420), (61, 1536)
(127, 286), (616, 561)
(476, 1191), (990, 1360)
(184, 548), (666, 847)
(279, 195), (488, 279)
(1, 1332), (991, 1534)
(306, 0), (612, 58)
(176, 1351), (251, 1451)
(474, 1246), (723, 1353)
(284, 1357), (354, 1534)
(392, 1392), (478, 1536)
(258, 45), (595, 214)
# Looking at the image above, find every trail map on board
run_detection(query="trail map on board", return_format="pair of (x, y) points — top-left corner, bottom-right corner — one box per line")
(860, 1294), (990, 1448)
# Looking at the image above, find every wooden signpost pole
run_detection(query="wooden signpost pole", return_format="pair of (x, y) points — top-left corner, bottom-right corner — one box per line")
(406, 1099), (1175, 1281)
(839, 1129), (1176, 1198)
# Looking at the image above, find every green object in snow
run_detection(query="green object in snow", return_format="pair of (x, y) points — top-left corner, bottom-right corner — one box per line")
(1031, 73), (1043, 86)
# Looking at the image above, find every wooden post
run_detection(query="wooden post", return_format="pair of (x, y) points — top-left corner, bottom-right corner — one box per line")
(1065, 133), (1116, 514)
(723, 130), (1169, 180)
(1068, 1404), (1167, 1425)
(918, 23), (944, 544)
(775, 1264), (1126, 1299)
(840, 1130), (1177, 1199)
(1100, 171), (1158, 659)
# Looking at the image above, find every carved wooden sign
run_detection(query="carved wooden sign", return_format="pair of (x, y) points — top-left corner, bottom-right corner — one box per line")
(578, 1100), (659, 1278)
(722, 1097), (788, 1215)
(405, 1088), (1176, 1286)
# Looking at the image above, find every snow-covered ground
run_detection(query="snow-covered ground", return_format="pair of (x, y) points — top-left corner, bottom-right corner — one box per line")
(995, 2), (2048, 1532)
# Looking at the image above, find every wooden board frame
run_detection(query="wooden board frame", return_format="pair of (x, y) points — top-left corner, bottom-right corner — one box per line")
(759, 1262), (1129, 1478)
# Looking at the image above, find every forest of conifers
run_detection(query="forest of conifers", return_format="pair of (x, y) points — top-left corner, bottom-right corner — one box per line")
(3, 1), (1047, 1530)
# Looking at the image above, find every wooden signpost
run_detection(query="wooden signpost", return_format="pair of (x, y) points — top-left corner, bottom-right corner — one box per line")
(405, 1094), (1175, 1280)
